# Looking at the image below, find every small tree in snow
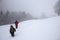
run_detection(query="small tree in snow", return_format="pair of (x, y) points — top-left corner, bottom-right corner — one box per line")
(41, 13), (47, 19)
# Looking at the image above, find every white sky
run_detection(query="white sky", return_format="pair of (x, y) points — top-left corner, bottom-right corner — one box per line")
(1, 0), (58, 17)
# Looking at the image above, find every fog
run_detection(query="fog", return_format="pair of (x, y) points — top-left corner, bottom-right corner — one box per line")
(0, 0), (58, 18)
(0, 0), (2, 11)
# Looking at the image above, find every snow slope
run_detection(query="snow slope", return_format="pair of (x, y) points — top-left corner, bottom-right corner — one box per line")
(0, 16), (60, 40)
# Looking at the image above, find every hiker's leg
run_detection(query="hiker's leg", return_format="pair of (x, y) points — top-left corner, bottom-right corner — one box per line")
(12, 32), (14, 37)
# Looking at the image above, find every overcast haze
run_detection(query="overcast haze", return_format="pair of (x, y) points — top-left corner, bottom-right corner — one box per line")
(1, 0), (58, 17)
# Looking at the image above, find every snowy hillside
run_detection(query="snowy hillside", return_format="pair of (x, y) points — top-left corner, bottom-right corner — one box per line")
(0, 16), (60, 40)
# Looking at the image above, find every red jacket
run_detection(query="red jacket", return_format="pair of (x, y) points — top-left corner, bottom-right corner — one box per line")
(15, 21), (18, 26)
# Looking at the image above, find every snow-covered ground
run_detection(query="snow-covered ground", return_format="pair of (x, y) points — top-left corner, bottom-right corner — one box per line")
(0, 16), (60, 40)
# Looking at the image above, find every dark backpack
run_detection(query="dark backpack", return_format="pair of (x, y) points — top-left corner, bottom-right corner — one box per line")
(10, 26), (16, 32)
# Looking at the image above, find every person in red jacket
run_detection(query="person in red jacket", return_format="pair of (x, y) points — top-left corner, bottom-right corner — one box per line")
(15, 20), (19, 29)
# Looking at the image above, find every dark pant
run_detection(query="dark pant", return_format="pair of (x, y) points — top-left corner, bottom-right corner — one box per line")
(10, 32), (14, 37)
(16, 25), (18, 29)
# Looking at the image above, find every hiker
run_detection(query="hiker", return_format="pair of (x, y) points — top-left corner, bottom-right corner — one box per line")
(15, 20), (19, 29)
(10, 25), (16, 37)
